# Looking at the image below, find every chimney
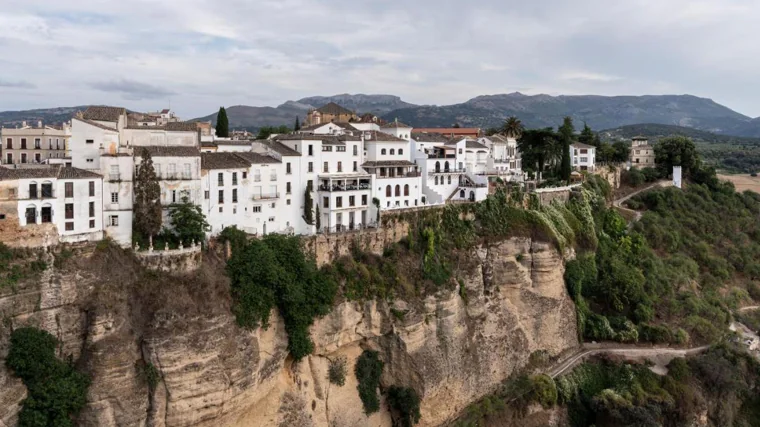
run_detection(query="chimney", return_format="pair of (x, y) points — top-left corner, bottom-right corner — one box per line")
(38, 120), (42, 128)
(22, 121), (27, 128)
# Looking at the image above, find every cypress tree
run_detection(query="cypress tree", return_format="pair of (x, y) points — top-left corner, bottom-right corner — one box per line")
(558, 117), (575, 182)
(303, 182), (313, 225)
(216, 107), (229, 138)
(133, 148), (163, 243)
(294, 116), (301, 131)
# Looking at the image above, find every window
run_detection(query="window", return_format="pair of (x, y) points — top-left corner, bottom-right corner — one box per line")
(168, 163), (176, 179)
(381, 149), (387, 155)
(323, 197), (329, 208)
(349, 196), (355, 207)
(89, 202), (95, 217)
(111, 192), (118, 203)
(390, 149), (395, 155)
(218, 190), (224, 203)
(404, 184), (409, 196)
(21, 153), (27, 163)
(184, 163), (191, 179)
(458, 148), (462, 154)
(448, 176), (452, 184)
(25, 206), (35, 224)
(218, 172), (223, 186)
(89, 219), (95, 229)
(232, 172), (238, 185)
(336, 197), (343, 208)
(322, 146), (332, 152)
(435, 176), (439, 185)
(63, 182), (73, 198)
(337, 161), (342, 172)
(362, 195), (368, 205)
(308, 162), (314, 173)
(86, 139), (94, 144)
(286, 182), (291, 194)
(172, 190), (177, 203)
(5, 138), (11, 149)
(253, 205), (262, 213)
(34, 138), (41, 149)
(308, 145), (313, 156)
(65, 222), (74, 231)
(323, 162), (329, 173)
(232, 188), (238, 202)
(65, 203), (74, 219)
(269, 217), (275, 222)
(21, 138), (27, 149)
(254, 169), (261, 182)
(34, 153), (40, 163)
(233, 207), (237, 214)
(270, 170), (277, 181)
(580, 157), (588, 163)
(286, 163), (291, 174)
(337, 146), (346, 152)
(242, 171), (247, 179)
(399, 149), (403, 155)
(395, 185), (400, 197)
(353, 161), (357, 172)
(86, 158), (94, 163)
(89, 181), (95, 197)
(385, 186), (391, 197)
(219, 206), (223, 213)
(5, 153), (11, 163)
(0, 214), (4, 220)
(353, 145), (358, 155)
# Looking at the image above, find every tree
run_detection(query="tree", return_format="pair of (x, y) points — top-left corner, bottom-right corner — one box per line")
(502, 116), (524, 139)
(655, 136), (699, 177)
(452, 123), (461, 128)
(303, 183), (313, 225)
(610, 141), (631, 163)
(294, 116), (300, 131)
(133, 148), (162, 242)
(558, 117), (575, 181)
(168, 193), (209, 244)
(518, 128), (561, 179)
(315, 204), (321, 231)
(579, 122), (595, 147)
(215, 107), (229, 138)
(257, 125), (291, 140)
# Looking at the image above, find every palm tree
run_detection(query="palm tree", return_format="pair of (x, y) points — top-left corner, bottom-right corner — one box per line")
(501, 116), (524, 139)
(517, 128), (561, 180)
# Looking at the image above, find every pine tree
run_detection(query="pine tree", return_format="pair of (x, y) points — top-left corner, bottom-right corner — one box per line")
(579, 122), (595, 147)
(315, 205), (321, 232)
(303, 183), (313, 225)
(558, 117), (575, 182)
(294, 116), (300, 131)
(216, 107), (229, 138)
(133, 148), (162, 242)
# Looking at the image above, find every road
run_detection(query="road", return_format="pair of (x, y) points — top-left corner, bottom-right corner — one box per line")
(548, 344), (709, 378)
(612, 180), (673, 223)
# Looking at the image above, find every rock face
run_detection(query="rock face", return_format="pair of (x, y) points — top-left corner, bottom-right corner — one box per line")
(0, 238), (578, 427)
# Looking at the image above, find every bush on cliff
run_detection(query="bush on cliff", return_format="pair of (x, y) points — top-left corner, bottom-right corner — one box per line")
(226, 234), (337, 360)
(355, 350), (384, 415)
(6, 327), (90, 427)
(387, 386), (422, 427)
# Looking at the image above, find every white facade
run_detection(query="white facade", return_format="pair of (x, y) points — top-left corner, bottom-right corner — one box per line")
(362, 131), (423, 211)
(379, 121), (413, 140)
(570, 143), (596, 171)
(1, 166), (105, 244)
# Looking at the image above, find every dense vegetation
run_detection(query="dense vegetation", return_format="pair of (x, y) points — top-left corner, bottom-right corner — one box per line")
(387, 386), (422, 427)
(355, 350), (384, 415)
(0, 243), (47, 290)
(226, 234), (337, 359)
(6, 327), (90, 426)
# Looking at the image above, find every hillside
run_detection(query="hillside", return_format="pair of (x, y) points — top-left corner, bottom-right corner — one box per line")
(0, 106), (91, 127)
(383, 93), (758, 135)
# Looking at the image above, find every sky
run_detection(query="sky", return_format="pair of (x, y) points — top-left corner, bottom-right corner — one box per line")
(1, 0), (759, 118)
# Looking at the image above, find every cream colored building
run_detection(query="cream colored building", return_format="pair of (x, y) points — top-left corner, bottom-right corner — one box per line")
(1, 121), (70, 165)
(630, 136), (656, 169)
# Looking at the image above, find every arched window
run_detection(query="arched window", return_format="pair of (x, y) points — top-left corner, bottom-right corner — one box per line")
(421, 196), (426, 204)
(435, 161), (440, 172)
(448, 176), (452, 185)
(390, 149), (395, 155)
(469, 191), (476, 202)
(435, 176), (439, 185)
(386, 185), (391, 197)
(444, 161), (450, 172)
(403, 184), (409, 196)
(395, 185), (401, 197)
(381, 149), (387, 155)
(460, 190), (465, 198)
(399, 149), (403, 155)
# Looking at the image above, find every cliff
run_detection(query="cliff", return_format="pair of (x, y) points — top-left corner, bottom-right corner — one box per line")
(0, 237), (578, 427)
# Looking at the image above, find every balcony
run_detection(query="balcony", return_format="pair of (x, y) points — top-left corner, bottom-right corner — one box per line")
(252, 192), (279, 200)
(109, 173), (121, 181)
(427, 154), (456, 159)
(161, 173), (194, 181)
(429, 167), (466, 175)
(318, 183), (371, 192)
(377, 171), (421, 179)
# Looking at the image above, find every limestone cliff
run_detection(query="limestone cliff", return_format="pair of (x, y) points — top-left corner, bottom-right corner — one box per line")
(0, 237), (578, 427)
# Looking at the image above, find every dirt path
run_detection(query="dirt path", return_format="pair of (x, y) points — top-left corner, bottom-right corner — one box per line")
(611, 180), (673, 223)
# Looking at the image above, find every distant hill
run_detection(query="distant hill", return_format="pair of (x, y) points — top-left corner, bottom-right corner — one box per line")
(382, 93), (757, 136)
(193, 94), (418, 129)
(600, 123), (760, 145)
(0, 106), (91, 127)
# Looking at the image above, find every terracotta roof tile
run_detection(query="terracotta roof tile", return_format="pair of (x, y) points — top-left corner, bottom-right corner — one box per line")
(138, 146), (200, 157)
(0, 165), (102, 181)
(234, 152), (281, 164)
(363, 131), (407, 142)
(82, 106), (126, 122)
(316, 102), (354, 116)
(201, 153), (251, 170)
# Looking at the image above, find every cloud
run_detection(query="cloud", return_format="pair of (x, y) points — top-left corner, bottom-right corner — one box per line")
(89, 79), (176, 101)
(0, 0), (760, 117)
(0, 79), (35, 89)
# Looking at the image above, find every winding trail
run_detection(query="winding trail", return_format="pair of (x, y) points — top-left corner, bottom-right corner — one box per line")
(612, 180), (673, 223)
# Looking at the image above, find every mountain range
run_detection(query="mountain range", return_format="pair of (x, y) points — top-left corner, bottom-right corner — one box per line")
(3, 93), (760, 138)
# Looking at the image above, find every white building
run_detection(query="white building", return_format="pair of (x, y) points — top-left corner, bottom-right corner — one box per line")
(379, 120), (413, 140)
(1, 122), (70, 165)
(361, 131), (423, 210)
(478, 134), (522, 180)
(0, 165), (104, 244)
(570, 142), (596, 171)
(412, 136), (489, 204)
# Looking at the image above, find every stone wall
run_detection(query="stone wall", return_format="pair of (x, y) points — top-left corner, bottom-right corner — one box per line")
(534, 184), (582, 206)
(134, 245), (203, 273)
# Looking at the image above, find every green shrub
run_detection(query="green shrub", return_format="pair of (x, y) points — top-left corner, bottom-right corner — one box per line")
(355, 350), (384, 415)
(529, 374), (558, 408)
(144, 362), (160, 392)
(387, 386), (422, 427)
(328, 356), (347, 387)
(227, 235), (337, 360)
(217, 226), (248, 254)
(6, 327), (90, 427)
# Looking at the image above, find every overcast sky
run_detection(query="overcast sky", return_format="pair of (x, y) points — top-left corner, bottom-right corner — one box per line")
(1, 0), (759, 118)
